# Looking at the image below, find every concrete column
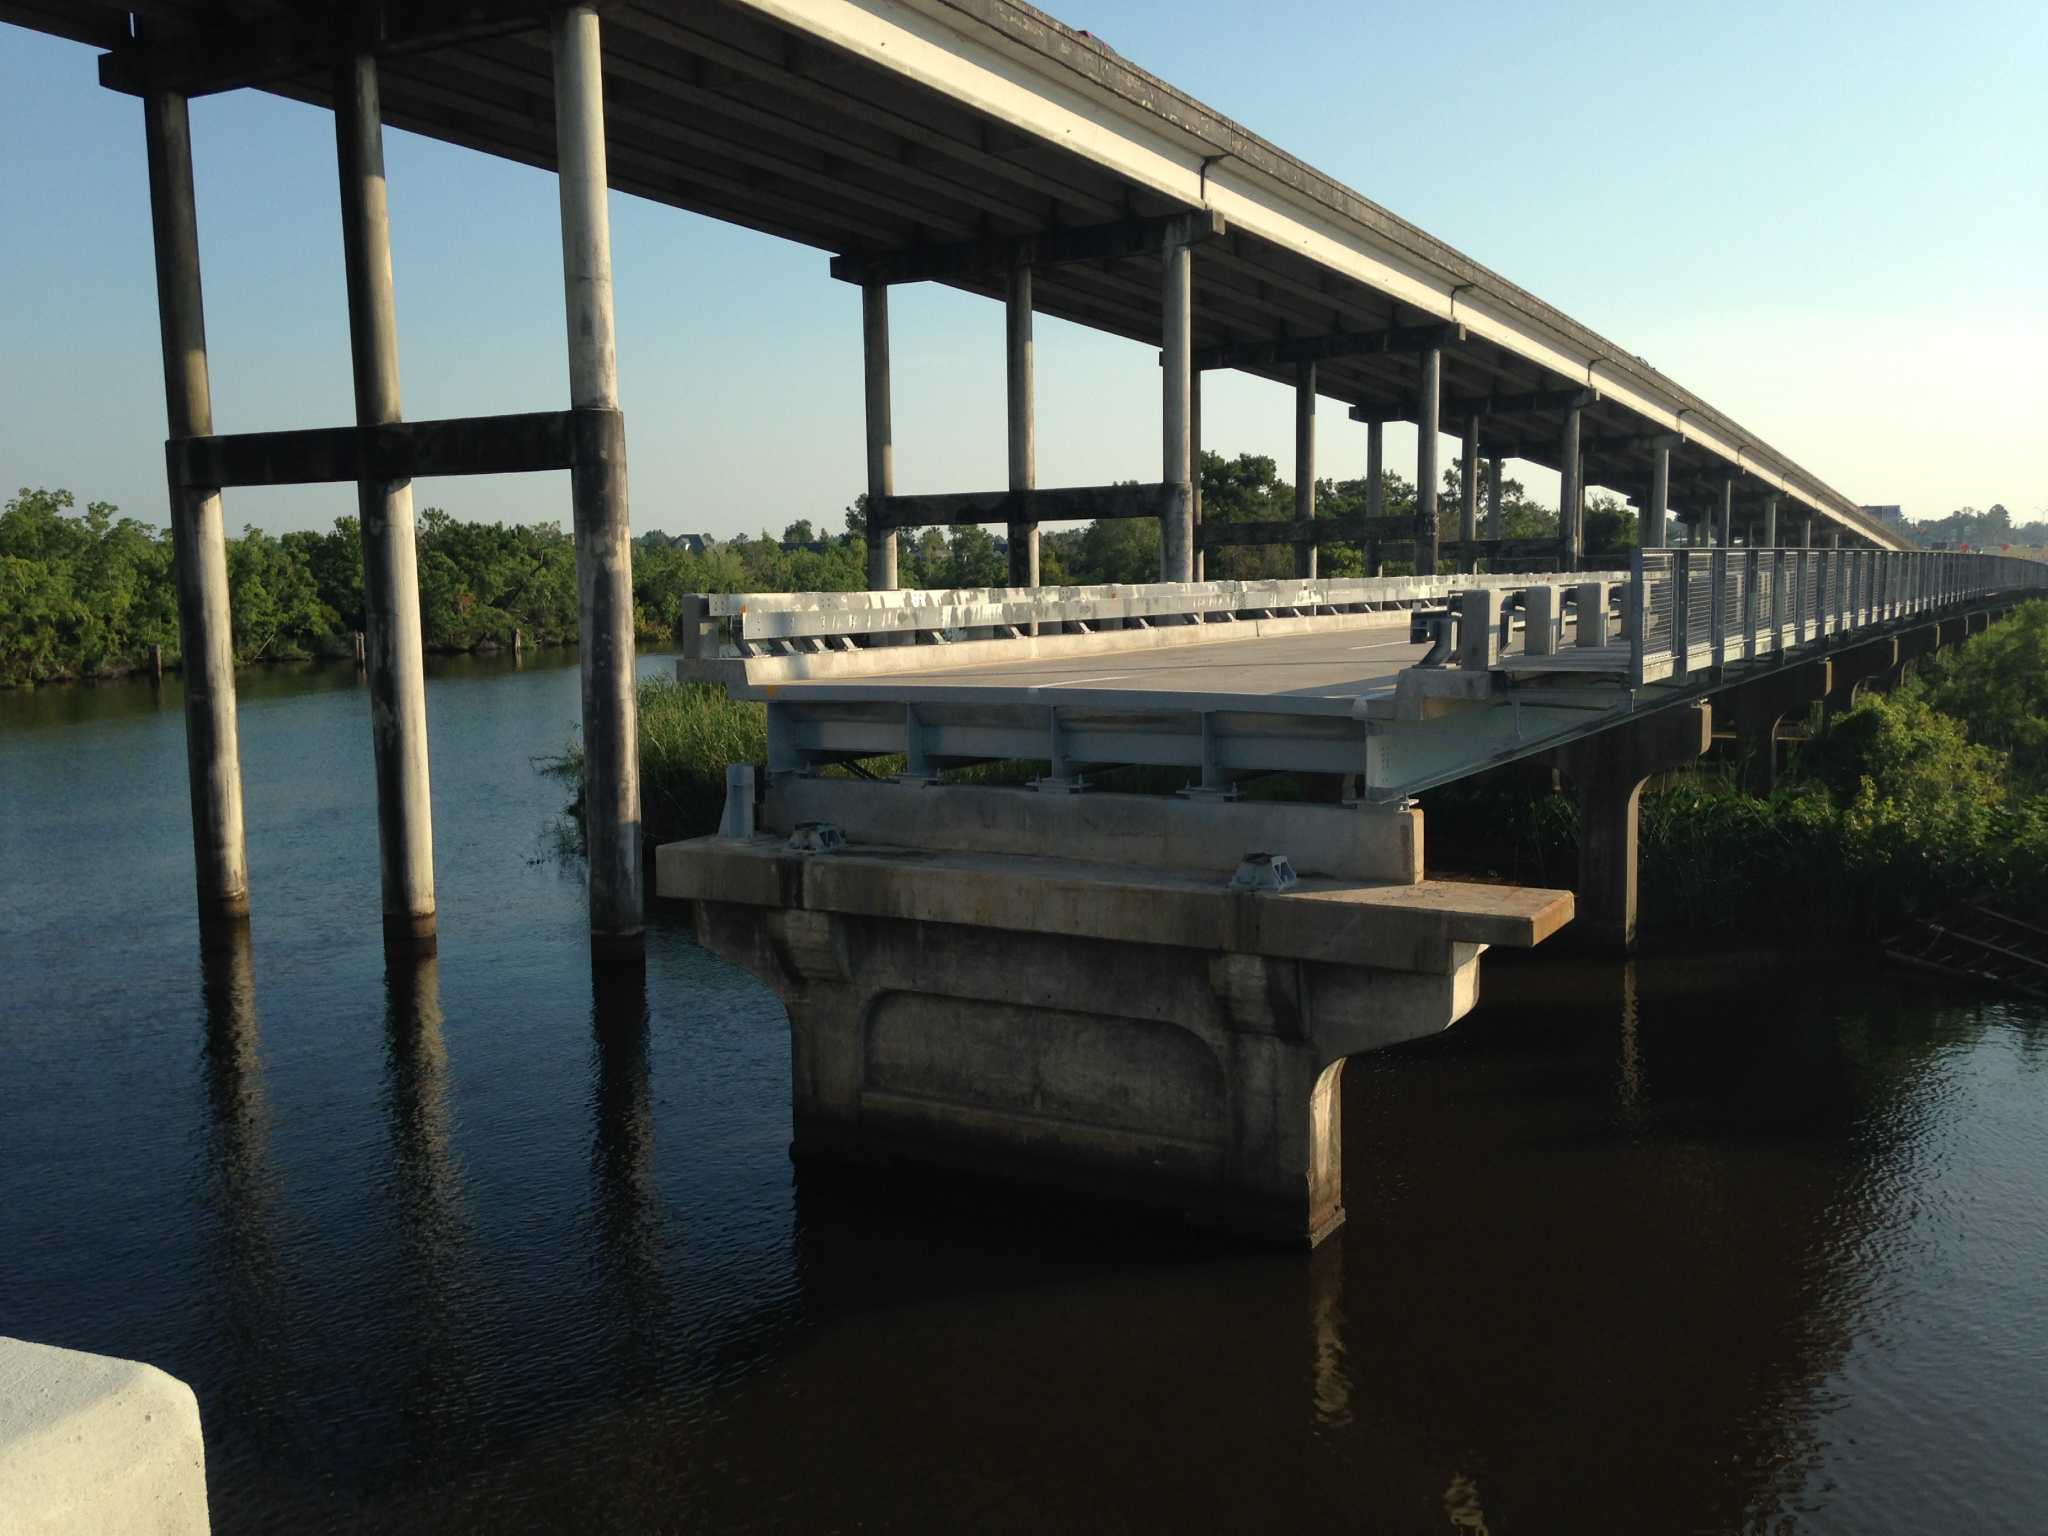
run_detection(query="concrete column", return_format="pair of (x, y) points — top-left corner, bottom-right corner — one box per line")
(1558, 404), (1582, 569)
(553, 5), (642, 944)
(1191, 367), (1204, 581)
(861, 280), (896, 589)
(1541, 703), (1712, 952)
(335, 51), (436, 948)
(1717, 477), (1734, 548)
(1763, 495), (1778, 548)
(1293, 360), (1316, 578)
(1005, 258), (1037, 589)
(144, 90), (248, 924)
(1644, 439), (1669, 549)
(1365, 419), (1384, 577)
(1160, 230), (1195, 582)
(1460, 415), (1480, 569)
(1415, 346), (1441, 575)
(1486, 454), (1504, 541)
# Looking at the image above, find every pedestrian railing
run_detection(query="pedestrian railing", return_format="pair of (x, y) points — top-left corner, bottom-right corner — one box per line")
(1626, 549), (2046, 686)
(684, 571), (1608, 658)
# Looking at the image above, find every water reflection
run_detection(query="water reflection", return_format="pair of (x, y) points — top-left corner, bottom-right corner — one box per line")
(380, 948), (479, 1448)
(590, 952), (668, 1383)
(194, 921), (290, 1443)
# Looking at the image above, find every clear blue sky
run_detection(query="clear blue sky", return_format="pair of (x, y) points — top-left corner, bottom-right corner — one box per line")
(3, 0), (2043, 539)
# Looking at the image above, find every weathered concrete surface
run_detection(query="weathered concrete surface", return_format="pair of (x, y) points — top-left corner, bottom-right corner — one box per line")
(658, 781), (1569, 1244)
(0, 1336), (209, 1535)
(1725, 658), (1831, 795)
(1540, 702), (1713, 953)
(763, 778), (1422, 884)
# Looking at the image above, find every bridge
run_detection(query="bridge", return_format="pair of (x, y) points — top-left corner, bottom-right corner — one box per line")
(11, 1), (2038, 1243)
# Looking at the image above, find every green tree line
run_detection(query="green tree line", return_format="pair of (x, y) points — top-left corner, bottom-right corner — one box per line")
(6, 455), (1584, 686)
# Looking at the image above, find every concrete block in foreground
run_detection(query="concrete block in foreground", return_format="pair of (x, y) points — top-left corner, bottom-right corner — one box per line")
(0, 1336), (209, 1535)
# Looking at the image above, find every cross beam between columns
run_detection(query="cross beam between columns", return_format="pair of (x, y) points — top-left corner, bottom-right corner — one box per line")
(166, 409), (607, 486)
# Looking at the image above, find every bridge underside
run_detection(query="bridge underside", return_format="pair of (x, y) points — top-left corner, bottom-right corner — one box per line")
(13, 0), (1897, 547)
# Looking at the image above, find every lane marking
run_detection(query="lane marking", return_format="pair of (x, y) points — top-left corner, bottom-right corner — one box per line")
(1346, 640), (1424, 652)
(1031, 673), (1138, 689)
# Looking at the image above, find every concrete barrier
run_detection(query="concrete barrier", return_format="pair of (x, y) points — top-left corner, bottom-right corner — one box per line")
(0, 1336), (209, 1534)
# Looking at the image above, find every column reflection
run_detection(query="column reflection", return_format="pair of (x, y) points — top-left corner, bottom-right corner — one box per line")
(381, 947), (477, 1440)
(590, 951), (667, 1382)
(196, 920), (289, 1430)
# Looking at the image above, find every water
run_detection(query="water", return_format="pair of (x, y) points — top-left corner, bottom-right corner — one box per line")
(4, 655), (2047, 1533)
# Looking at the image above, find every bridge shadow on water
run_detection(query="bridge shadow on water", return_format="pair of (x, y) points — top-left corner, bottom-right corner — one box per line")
(133, 914), (2040, 1533)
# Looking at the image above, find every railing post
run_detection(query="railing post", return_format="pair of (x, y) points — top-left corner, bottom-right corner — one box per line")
(1524, 584), (1558, 657)
(1627, 551), (1648, 687)
(1741, 549), (1759, 658)
(1771, 549), (1787, 653)
(1710, 551), (1727, 669)
(554, 3), (642, 944)
(1673, 550), (1692, 681)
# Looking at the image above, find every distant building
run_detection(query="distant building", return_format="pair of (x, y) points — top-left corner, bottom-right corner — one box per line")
(1860, 505), (1905, 527)
(635, 530), (707, 553)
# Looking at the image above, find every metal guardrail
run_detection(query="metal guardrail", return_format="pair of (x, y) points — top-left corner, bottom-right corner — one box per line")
(1625, 549), (2048, 687)
(682, 572), (1614, 657)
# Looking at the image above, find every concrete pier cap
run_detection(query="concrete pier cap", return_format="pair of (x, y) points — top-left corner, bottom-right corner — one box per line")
(659, 775), (1571, 1246)
(0, 1336), (210, 1534)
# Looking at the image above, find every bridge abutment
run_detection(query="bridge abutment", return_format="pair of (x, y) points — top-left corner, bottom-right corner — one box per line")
(661, 781), (1569, 1246)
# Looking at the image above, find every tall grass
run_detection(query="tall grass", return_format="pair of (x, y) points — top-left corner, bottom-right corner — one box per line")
(539, 678), (767, 847)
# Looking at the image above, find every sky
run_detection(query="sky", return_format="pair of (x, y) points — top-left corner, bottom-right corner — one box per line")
(3, 0), (2044, 541)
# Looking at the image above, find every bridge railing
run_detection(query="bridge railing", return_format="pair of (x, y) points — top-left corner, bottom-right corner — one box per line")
(682, 571), (1606, 659)
(1627, 549), (2047, 686)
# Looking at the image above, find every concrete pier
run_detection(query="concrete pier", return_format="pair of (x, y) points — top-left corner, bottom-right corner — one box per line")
(862, 281), (895, 590)
(1645, 437), (1671, 549)
(1558, 402), (1582, 569)
(1541, 704), (1712, 952)
(1294, 360), (1317, 578)
(1415, 346), (1441, 575)
(660, 778), (1571, 1244)
(144, 90), (248, 923)
(1459, 416), (1480, 567)
(1005, 259), (1037, 589)
(1160, 225), (1195, 582)
(335, 50), (436, 947)
(554, 5), (642, 943)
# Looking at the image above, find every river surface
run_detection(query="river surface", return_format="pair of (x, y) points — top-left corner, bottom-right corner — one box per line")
(4, 652), (2046, 1534)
